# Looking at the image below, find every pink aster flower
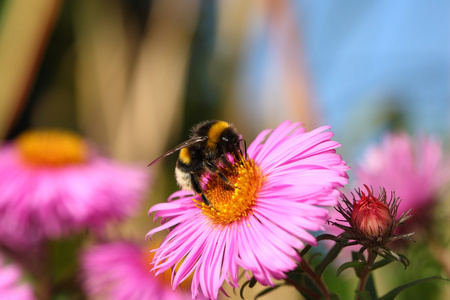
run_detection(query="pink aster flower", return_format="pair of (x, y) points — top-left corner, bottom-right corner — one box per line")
(147, 120), (349, 299)
(355, 132), (450, 231)
(0, 255), (36, 300)
(81, 241), (201, 300)
(0, 129), (149, 247)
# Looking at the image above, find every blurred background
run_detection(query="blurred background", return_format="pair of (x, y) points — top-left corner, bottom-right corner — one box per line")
(1, 0), (450, 299)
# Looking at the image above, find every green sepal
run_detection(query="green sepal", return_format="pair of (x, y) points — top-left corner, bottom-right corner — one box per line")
(378, 248), (409, 269)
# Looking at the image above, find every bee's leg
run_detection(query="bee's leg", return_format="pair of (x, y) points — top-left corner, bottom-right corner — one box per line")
(191, 173), (208, 203)
(242, 139), (248, 159)
(201, 193), (211, 206)
(236, 138), (247, 160)
(205, 161), (236, 190)
(191, 173), (219, 211)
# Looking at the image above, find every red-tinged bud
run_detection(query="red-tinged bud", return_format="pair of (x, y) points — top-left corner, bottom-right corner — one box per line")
(351, 185), (393, 239)
(330, 185), (414, 268)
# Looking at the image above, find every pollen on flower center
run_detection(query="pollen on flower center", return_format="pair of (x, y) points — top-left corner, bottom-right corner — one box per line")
(17, 130), (88, 167)
(197, 158), (264, 225)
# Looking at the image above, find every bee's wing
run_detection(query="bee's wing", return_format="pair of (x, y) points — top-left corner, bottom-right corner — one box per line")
(147, 136), (208, 166)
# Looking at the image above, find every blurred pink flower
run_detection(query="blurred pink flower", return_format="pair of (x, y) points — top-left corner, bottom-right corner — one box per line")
(355, 132), (450, 231)
(0, 130), (149, 247)
(0, 255), (36, 300)
(148, 120), (349, 299)
(81, 241), (200, 300)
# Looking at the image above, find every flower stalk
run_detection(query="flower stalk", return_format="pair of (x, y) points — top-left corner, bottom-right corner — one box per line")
(299, 258), (331, 299)
(357, 250), (376, 299)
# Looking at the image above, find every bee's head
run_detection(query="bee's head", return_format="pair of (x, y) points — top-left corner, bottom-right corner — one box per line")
(220, 127), (244, 159)
(201, 120), (244, 159)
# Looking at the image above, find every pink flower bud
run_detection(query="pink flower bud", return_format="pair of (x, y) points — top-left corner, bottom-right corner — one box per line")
(351, 185), (393, 238)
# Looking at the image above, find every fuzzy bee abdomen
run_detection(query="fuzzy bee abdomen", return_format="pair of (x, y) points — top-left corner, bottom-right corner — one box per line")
(175, 167), (194, 191)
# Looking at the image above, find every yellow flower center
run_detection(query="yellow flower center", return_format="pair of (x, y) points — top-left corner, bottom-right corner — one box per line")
(196, 157), (265, 225)
(16, 130), (88, 167)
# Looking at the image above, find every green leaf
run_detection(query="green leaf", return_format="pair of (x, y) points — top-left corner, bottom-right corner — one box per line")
(336, 261), (364, 277)
(378, 276), (449, 300)
(298, 273), (322, 300)
(369, 258), (392, 271)
(365, 273), (378, 299)
(322, 266), (354, 299)
(351, 251), (366, 278)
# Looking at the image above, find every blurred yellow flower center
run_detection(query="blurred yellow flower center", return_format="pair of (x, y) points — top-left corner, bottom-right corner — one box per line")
(197, 157), (264, 225)
(17, 130), (88, 167)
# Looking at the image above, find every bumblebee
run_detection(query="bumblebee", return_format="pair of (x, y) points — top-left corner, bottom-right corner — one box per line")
(148, 120), (245, 206)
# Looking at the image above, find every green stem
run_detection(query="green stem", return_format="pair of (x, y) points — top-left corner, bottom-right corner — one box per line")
(299, 259), (330, 299)
(357, 250), (374, 299)
(35, 242), (52, 300)
(357, 269), (370, 299)
(285, 277), (320, 299)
